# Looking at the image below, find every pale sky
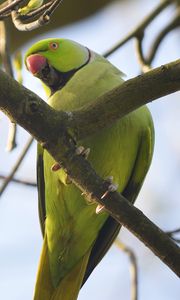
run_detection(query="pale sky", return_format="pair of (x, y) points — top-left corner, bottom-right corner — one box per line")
(0, 0), (180, 299)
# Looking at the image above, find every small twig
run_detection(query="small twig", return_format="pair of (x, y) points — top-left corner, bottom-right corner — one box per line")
(11, 0), (63, 31)
(104, 0), (172, 58)
(0, 0), (24, 16)
(135, 33), (151, 73)
(0, 20), (17, 151)
(41, 0), (63, 19)
(147, 13), (180, 65)
(0, 13), (11, 20)
(167, 228), (180, 235)
(20, 1), (53, 20)
(0, 136), (34, 197)
(0, 174), (36, 187)
(115, 239), (138, 300)
(166, 228), (180, 244)
(11, 7), (49, 31)
(171, 237), (180, 243)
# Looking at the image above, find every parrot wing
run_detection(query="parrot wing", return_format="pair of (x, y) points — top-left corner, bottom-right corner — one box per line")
(37, 143), (46, 236)
(37, 112), (154, 287)
(82, 117), (154, 284)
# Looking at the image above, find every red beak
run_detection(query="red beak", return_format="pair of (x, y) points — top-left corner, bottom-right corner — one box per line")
(26, 54), (47, 74)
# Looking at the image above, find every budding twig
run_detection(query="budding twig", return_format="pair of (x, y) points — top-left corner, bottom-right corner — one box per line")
(11, 0), (64, 31)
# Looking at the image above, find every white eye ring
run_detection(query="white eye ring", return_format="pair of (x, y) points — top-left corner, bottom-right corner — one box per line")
(49, 42), (59, 50)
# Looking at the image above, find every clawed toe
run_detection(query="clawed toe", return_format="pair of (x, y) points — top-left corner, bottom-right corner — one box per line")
(96, 204), (105, 214)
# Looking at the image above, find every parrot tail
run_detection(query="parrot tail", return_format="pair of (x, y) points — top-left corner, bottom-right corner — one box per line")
(33, 235), (91, 300)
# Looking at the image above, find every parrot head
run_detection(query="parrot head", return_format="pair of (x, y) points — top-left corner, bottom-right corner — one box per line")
(25, 38), (90, 92)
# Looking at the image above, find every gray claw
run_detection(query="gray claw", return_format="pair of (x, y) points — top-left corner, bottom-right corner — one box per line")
(75, 146), (90, 159)
(108, 183), (118, 192)
(101, 183), (118, 199)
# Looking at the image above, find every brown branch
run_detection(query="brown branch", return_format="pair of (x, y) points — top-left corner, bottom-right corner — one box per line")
(41, 0), (63, 19)
(11, 0), (63, 31)
(0, 13), (11, 20)
(167, 228), (180, 235)
(11, 8), (50, 31)
(20, 1), (53, 20)
(134, 33), (151, 73)
(71, 60), (180, 139)
(0, 0), (24, 16)
(0, 61), (179, 276)
(166, 228), (180, 243)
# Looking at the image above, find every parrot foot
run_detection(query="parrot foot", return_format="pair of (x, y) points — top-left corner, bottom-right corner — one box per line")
(51, 162), (62, 172)
(75, 146), (90, 159)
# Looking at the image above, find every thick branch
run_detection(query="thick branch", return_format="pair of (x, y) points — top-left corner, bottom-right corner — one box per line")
(71, 60), (180, 139)
(0, 62), (179, 276)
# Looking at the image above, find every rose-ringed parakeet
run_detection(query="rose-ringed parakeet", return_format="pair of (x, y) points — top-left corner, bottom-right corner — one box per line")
(25, 38), (154, 300)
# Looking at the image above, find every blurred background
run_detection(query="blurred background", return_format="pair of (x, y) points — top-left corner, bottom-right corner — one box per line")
(0, 0), (180, 299)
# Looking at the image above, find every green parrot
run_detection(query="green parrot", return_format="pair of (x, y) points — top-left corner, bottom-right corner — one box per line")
(25, 38), (154, 300)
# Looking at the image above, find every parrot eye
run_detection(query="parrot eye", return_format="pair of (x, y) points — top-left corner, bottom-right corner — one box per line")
(49, 42), (59, 50)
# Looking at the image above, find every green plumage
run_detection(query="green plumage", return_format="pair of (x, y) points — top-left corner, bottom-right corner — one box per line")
(25, 39), (154, 300)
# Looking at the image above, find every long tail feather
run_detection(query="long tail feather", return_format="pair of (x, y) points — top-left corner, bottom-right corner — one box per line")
(33, 235), (54, 300)
(33, 235), (91, 300)
(51, 251), (90, 300)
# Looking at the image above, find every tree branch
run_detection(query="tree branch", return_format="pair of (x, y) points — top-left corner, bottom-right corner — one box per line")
(71, 59), (180, 139)
(10, 0), (64, 31)
(103, 0), (172, 58)
(0, 61), (179, 276)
